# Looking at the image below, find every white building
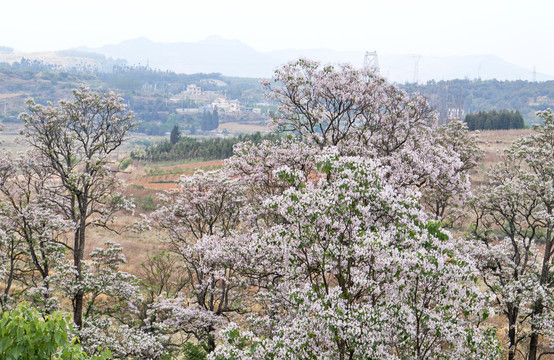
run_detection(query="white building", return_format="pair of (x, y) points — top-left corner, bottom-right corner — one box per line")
(185, 84), (202, 96)
(212, 98), (240, 113)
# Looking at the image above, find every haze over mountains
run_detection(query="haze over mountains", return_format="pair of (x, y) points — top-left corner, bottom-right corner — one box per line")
(2, 36), (551, 82)
(76, 36), (554, 82)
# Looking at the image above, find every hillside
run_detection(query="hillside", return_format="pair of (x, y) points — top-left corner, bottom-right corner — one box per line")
(0, 61), (270, 136)
(1, 59), (554, 132)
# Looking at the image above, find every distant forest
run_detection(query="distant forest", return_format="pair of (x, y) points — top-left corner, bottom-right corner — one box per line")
(400, 79), (554, 124)
(134, 132), (281, 162)
(464, 110), (525, 130)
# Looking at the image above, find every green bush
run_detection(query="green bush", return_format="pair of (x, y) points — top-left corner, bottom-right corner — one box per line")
(183, 342), (207, 360)
(119, 157), (134, 171)
(135, 195), (157, 212)
(0, 303), (109, 360)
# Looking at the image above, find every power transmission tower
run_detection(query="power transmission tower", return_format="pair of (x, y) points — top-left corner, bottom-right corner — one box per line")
(364, 51), (379, 73)
(533, 66), (537, 82)
(412, 55), (421, 84)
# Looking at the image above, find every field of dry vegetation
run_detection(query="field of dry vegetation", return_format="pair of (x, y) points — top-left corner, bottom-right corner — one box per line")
(472, 128), (532, 183)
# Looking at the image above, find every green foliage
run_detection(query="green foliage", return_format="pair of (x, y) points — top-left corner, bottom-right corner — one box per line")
(135, 195), (157, 212)
(182, 342), (207, 360)
(170, 124), (181, 145)
(0, 304), (109, 360)
(464, 109), (525, 130)
(136, 132), (282, 162)
(200, 110), (219, 132)
(119, 157), (134, 171)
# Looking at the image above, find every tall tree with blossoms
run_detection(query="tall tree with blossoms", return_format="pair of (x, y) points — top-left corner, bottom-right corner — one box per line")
(263, 59), (481, 218)
(509, 109), (554, 360)
(203, 59), (493, 359)
(496, 109), (554, 360)
(471, 160), (545, 360)
(263, 58), (434, 152)
(19, 87), (136, 328)
(140, 58), (490, 358)
(211, 153), (499, 360)
(473, 109), (554, 360)
(5, 88), (167, 359)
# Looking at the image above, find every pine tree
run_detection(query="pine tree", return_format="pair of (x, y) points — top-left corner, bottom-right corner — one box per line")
(170, 124), (181, 145)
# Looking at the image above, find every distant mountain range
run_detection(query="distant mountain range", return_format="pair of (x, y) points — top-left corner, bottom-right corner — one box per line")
(2, 36), (552, 82)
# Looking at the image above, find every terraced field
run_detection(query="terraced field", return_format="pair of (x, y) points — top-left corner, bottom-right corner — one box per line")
(129, 159), (224, 190)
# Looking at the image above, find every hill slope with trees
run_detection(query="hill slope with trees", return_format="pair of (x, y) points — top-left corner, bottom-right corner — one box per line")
(400, 79), (554, 124)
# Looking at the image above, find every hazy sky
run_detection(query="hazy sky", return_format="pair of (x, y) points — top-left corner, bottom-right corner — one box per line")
(2, 0), (553, 74)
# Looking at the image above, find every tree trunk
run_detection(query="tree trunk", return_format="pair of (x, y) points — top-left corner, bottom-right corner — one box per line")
(529, 228), (553, 360)
(73, 218), (86, 329)
(206, 325), (216, 353)
(507, 306), (518, 360)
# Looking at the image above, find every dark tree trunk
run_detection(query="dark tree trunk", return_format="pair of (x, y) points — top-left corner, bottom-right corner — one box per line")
(507, 306), (518, 360)
(206, 325), (216, 353)
(529, 229), (553, 360)
(73, 218), (86, 329)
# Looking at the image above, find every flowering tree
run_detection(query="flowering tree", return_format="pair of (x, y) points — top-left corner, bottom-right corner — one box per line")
(141, 60), (493, 359)
(11, 88), (167, 358)
(509, 109), (554, 360)
(264, 59), (480, 220)
(211, 153), (499, 360)
(19, 87), (136, 328)
(421, 119), (482, 224)
(472, 109), (554, 360)
(263, 58), (434, 152)
(47, 241), (166, 359)
(0, 151), (70, 311)
(151, 170), (250, 353)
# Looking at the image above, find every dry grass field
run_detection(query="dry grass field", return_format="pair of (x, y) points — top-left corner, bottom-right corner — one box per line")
(0, 123), (31, 153)
(217, 121), (270, 133)
(128, 160), (224, 190)
(476, 128), (533, 166)
(472, 128), (533, 185)
(84, 214), (167, 274)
